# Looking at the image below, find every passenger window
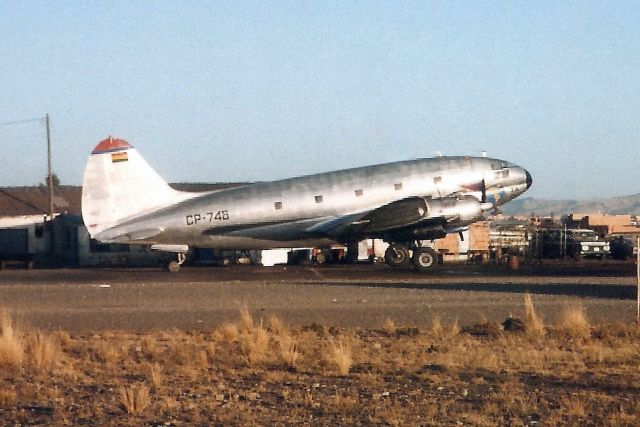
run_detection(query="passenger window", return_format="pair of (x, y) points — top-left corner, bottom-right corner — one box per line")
(433, 176), (442, 184)
(355, 189), (363, 197)
(394, 183), (403, 191)
(315, 195), (323, 203)
(274, 201), (283, 210)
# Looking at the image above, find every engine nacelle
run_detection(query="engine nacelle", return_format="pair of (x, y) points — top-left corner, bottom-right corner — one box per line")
(357, 195), (492, 241)
(425, 195), (491, 226)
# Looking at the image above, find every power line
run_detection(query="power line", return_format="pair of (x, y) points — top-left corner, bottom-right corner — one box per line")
(0, 117), (44, 126)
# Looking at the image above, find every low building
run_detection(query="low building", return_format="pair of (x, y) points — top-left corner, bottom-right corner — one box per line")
(0, 186), (78, 267)
(0, 186), (166, 268)
(564, 213), (639, 238)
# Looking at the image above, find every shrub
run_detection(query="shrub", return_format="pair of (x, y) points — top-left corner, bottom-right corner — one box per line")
(30, 332), (61, 371)
(0, 314), (24, 368)
(523, 294), (545, 337)
(559, 304), (590, 339)
(329, 339), (352, 375)
(119, 384), (151, 414)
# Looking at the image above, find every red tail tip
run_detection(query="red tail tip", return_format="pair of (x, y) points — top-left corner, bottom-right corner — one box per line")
(91, 136), (133, 154)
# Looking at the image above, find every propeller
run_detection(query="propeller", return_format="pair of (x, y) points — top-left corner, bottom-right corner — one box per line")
(480, 178), (502, 215)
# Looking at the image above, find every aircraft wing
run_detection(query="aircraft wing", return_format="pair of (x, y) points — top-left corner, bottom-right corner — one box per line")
(307, 197), (428, 235)
(307, 195), (489, 241)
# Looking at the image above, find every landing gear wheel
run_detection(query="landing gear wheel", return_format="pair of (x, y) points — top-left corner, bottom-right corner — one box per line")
(412, 247), (438, 272)
(165, 252), (187, 273)
(384, 244), (411, 268)
(166, 261), (181, 272)
(315, 252), (327, 265)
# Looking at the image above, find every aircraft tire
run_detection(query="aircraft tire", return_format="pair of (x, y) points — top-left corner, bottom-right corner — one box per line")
(166, 261), (181, 273)
(412, 247), (438, 272)
(384, 244), (411, 268)
(315, 252), (327, 265)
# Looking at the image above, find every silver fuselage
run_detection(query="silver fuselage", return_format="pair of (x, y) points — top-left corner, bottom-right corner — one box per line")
(95, 156), (531, 249)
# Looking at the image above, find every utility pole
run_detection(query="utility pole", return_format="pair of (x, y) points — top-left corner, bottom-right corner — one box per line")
(46, 113), (53, 220)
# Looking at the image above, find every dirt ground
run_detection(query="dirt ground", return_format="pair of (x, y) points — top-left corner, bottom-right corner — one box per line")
(0, 260), (637, 331)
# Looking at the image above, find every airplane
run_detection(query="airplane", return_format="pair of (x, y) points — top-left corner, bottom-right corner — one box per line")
(82, 137), (532, 272)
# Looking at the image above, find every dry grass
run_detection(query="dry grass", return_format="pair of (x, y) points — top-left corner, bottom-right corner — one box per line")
(329, 339), (352, 375)
(92, 339), (120, 364)
(0, 389), (17, 406)
(267, 316), (301, 369)
(2, 303), (640, 424)
(232, 307), (269, 366)
(523, 294), (545, 337)
(430, 315), (443, 337)
(239, 321), (269, 366)
(55, 330), (72, 347)
(29, 332), (61, 371)
(450, 320), (460, 336)
(563, 397), (587, 418)
(239, 306), (255, 333)
(383, 318), (397, 335)
(0, 313), (24, 368)
(141, 334), (159, 357)
(559, 304), (591, 339)
(268, 314), (286, 335)
(146, 363), (163, 388)
(277, 330), (300, 369)
(119, 384), (151, 414)
(216, 322), (239, 342)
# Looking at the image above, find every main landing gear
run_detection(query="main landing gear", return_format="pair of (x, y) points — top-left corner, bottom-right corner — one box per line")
(164, 252), (187, 273)
(384, 243), (439, 272)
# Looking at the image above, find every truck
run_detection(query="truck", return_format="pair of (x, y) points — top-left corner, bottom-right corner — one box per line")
(532, 228), (609, 260)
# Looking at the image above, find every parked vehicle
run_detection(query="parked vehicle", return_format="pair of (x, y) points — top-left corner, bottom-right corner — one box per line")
(568, 229), (609, 259)
(533, 228), (609, 259)
(609, 236), (634, 260)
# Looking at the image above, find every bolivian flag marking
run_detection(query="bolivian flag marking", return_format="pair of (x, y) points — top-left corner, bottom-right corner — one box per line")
(111, 152), (128, 163)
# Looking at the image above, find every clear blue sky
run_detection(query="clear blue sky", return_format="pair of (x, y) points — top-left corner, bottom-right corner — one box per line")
(1, 1), (638, 199)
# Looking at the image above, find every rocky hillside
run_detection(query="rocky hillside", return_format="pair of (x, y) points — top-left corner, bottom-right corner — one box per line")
(502, 194), (640, 216)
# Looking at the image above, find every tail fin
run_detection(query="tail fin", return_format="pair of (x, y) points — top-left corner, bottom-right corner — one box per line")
(81, 137), (188, 237)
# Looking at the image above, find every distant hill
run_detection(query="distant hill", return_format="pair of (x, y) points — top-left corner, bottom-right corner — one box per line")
(501, 194), (640, 216)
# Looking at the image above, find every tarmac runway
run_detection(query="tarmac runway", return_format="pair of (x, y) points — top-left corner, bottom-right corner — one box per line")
(0, 262), (636, 331)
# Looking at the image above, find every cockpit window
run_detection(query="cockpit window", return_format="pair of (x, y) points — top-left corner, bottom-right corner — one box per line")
(494, 169), (509, 179)
(493, 161), (513, 169)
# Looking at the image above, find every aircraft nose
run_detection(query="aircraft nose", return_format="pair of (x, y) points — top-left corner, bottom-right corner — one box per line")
(525, 170), (532, 189)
